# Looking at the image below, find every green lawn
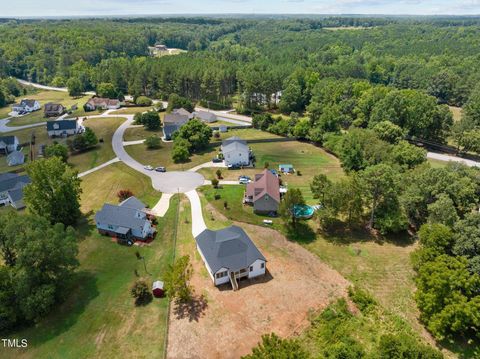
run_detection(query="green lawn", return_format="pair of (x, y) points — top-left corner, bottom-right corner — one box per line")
(80, 162), (160, 212)
(217, 128), (282, 141)
(125, 142), (219, 171)
(68, 117), (125, 173)
(123, 126), (163, 142)
(2, 164), (173, 359)
(109, 106), (155, 115)
(199, 139), (343, 204)
(427, 158), (449, 169)
(0, 91), (93, 126)
(0, 117), (123, 174)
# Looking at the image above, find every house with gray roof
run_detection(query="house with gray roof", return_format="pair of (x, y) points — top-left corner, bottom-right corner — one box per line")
(193, 110), (217, 123)
(47, 119), (80, 137)
(0, 173), (31, 209)
(195, 225), (266, 290)
(221, 136), (250, 167)
(163, 112), (190, 140)
(44, 103), (66, 117)
(95, 196), (155, 242)
(12, 99), (41, 114)
(0, 136), (19, 154)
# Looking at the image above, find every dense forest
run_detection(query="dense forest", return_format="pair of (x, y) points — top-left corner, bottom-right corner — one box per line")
(1, 16), (480, 356)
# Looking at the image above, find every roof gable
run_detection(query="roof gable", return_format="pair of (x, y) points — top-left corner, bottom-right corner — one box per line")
(246, 169), (280, 203)
(195, 225), (266, 273)
(46, 119), (78, 131)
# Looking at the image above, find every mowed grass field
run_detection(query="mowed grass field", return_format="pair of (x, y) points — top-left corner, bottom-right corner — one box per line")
(80, 161), (160, 212)
(68, 117), (124, 173)
(201, 135), (343, 204)
(123, 126), (163, 142)
(0, 91), (94, 126)
(109, 106), (156, 115)
(2, 164), (172, 359)
(0, 117), (124, 175)
(125, 142), (219, 171)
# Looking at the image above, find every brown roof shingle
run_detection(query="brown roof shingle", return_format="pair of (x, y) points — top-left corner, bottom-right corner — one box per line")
(246, 169), (280, 203)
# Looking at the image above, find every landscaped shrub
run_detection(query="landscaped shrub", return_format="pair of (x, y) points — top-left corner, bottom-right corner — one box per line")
(117, 189), (134, 202)
(135, 96), (152, 106)
(145, 135), (161, 149)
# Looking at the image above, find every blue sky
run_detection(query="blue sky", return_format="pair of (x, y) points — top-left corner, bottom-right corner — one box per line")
(1, 0), (479, 17)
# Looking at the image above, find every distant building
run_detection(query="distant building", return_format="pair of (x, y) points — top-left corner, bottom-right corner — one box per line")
(221, 136), (250, 167)
(193, 110), (217, 123)
(84, 97), (121, 111)
(95, 196), (156, 242)
(47, 119), (80, 137)
(195, 225), (267, 290)
(245, 169), (281, 214)
(154, 44), (168, 51)
(7, 151), (25, 167)
(12, 99), (41, 114)
(0, 173), (31, 210)
(44, 103), (66, 117)
(0, 136), (19, 154)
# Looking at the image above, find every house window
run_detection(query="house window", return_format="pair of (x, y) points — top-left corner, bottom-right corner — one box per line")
(108, 225), (114, 230)
(250, 266), (253, 272)
(216, 271), (227, 279)
(265, 195), (269, 200)
(261, 263), (265, 269)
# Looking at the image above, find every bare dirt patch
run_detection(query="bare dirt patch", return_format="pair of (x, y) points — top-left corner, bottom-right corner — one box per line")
(167, 222), (350, 359)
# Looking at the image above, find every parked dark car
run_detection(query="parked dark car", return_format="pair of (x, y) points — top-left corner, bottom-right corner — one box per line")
(212, 157), (223, 163)
(155, 166), (166, 172)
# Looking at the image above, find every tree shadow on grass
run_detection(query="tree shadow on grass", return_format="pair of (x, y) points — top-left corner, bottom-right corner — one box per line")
(320, 220), (414, 248)
(75, 212), (97, 242)
(14, 270), (99, 348)
(284, 222), (317, 244)
(172, 294), (208, 323)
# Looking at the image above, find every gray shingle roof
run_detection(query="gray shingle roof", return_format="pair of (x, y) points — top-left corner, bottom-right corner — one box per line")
(95, 203), (147, 230)
(0, 136), (18, 145)
(7, 187), (24, 203)
(46, 119), (78, 131)
(0, 174), (31, 193)
(195, 225), (266, 273)
(15, 99), (38, 108)
(119, 196), (146, 211)
(221, 136), (249, 154)
(222, 136), (247, 147)
(164, 113), (189, 125)
(194, 110), (216, 122)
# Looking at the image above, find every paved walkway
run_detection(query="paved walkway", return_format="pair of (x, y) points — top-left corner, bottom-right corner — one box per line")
(188, 161), (226, 172)
(123, 139), (145, 146)
(185, 190), (207, 237)
(78, 157), (120, 178)
(16, 78), (96, 95)
(427, 152), (480, 168)
(0, 118), (46, 133)
(150, 193), (174, 217)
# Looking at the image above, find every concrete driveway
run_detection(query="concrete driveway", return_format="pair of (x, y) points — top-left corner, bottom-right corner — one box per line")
(109, 114), (205, 194)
